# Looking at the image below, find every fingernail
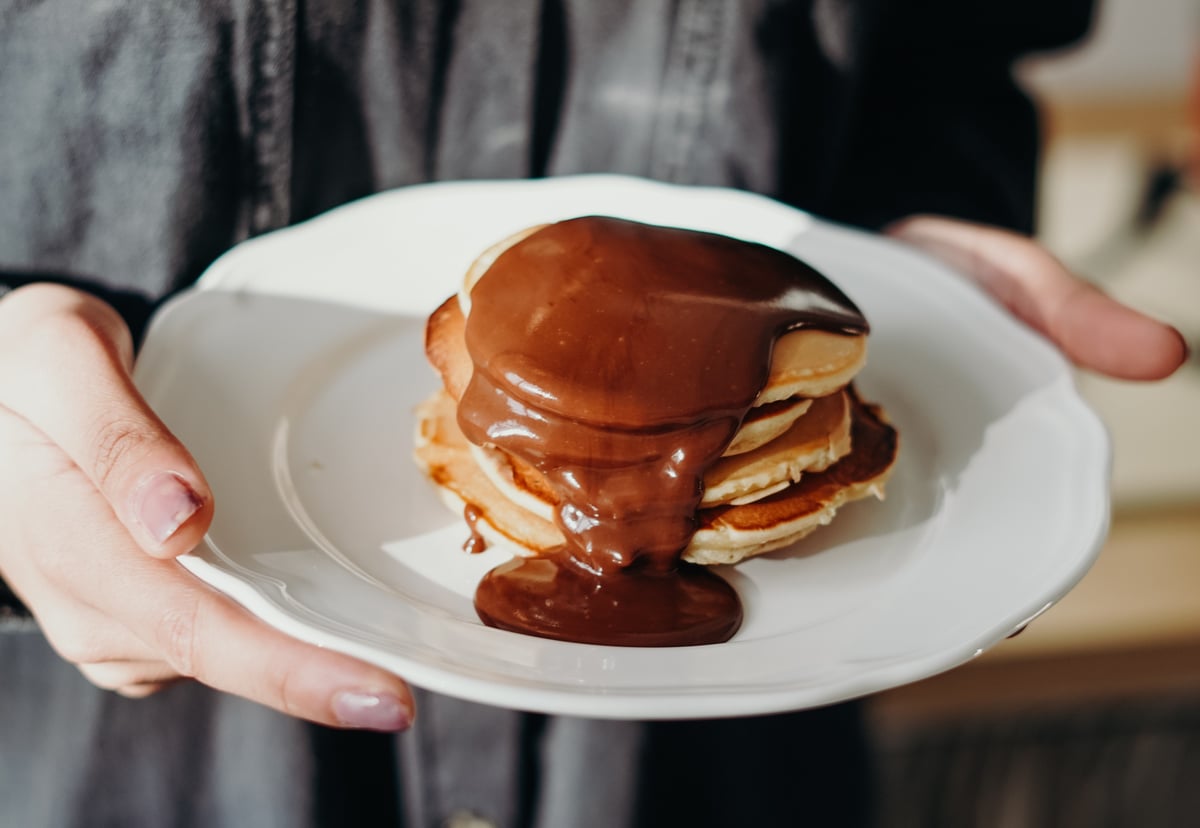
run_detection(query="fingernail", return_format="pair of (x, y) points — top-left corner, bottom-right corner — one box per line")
(333, 690), (412, 731)
(132, 471), (202, 546)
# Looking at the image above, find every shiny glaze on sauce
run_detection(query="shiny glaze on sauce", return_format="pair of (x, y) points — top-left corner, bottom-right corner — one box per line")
(458, 217), (866, 646)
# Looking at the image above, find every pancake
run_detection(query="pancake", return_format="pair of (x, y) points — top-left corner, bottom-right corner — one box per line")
(701, 391), (851, 506)
(415, 389), (564, 554)
(689, 388), (897, 564)
(469, 390), (852, 512)
(757, 327), (868, 403)
(458, 224), (545, 316)
(725, 396), (814, 456)
(424, 294), (857, 458)
(414, 216), (894, 646)
(436, 223), (869, 410)
(412, 386), (896, 565)
(425, 296), (471, 401)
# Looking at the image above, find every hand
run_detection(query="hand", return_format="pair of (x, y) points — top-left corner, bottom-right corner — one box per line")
(887, 215), (1188, 381)
(0, 284), (413, 730)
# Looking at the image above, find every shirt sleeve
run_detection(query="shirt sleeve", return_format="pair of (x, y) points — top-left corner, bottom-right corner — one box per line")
(0, 579), (34, 632)
(824, 0), (1096, 233)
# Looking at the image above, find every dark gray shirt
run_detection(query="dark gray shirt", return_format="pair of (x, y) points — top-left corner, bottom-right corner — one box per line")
(0, 1), (1091, 825)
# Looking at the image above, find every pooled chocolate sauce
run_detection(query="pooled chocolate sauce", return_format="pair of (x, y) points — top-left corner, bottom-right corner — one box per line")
(459, 217), (866, 646)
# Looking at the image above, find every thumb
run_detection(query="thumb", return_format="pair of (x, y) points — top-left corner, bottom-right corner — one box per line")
(885, 215), (1189, 381)
(0, 284), (212, 557)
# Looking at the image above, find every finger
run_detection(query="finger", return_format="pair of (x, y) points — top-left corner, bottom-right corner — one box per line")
(0, 412), (165, 668)
(886, 215), (1189, 381)
(77, 660), (183, 694)
(0, 292), (414, 730)
(115, 682), (177, 699)
(0, 284), (212, 556)
(3, 424), (414, 729)
(24, 588), (164, 668)
(69, 558), (416, 728)
(133, 575), (416, 730)
(1, 543), (169, 678)
(56, 497), (417, 730)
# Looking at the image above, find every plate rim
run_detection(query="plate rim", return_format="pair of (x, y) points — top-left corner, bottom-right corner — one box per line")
(139, 175), (1112, 719)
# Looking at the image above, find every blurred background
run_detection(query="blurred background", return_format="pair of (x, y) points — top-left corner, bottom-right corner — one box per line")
(869, 0), (1200, 825)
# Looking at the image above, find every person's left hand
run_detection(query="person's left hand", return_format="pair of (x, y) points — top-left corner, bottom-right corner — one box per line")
(886, 215), (1188, 381)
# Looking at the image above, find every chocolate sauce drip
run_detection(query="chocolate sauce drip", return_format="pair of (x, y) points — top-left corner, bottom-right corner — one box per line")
(463, 504), (488, 554)
(459, 217), (866, 646)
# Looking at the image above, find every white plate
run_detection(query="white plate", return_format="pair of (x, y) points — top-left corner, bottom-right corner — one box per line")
(135, 175), (1110, 719)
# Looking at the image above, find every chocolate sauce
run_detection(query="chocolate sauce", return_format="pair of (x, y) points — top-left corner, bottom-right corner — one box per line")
(460, 217), (866, 646)
(463, 504), (488, 554)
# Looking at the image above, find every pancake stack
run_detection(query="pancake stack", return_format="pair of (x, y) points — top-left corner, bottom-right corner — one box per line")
(417, 216), (897, 643)
(414, 218), (898, 570)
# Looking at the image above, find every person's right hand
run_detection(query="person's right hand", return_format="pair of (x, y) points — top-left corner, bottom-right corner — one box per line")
(0, 284), (414, 730)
